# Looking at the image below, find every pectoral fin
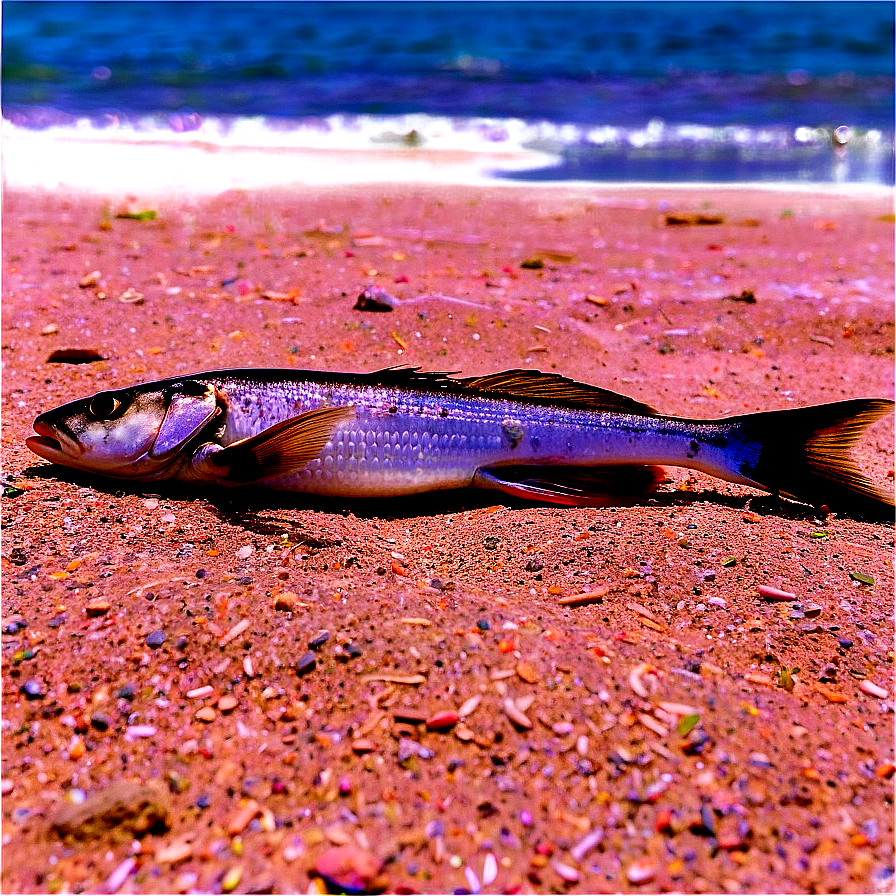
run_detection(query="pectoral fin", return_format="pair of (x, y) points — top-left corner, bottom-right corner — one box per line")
(473, 464), (666, 507)
(208, 406), (354, 483)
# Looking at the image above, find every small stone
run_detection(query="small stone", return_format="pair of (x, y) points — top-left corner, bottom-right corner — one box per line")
(21, 679), (45, 700)
(425, 710), (459, 731)
(502, 698), (533, 730)
(236, 545), (253, 560)
(51, 779), (171, 839)
(1, 779), (13, 796)
(195, 707), (216, 723)
(275, 592), (298, 612)
(41, 323), (60, 336)
(515, 661), (539, 683)
(79, 270), (101, 288)
(295, 652), (317, 677)
(156, 839), (193, 864)
(221, 865), (243, 893)
(859, 680), (889, 699)
(626, 860), (656, 884)
(218, 695), (238, 713)
(552, 860), (580, 883)
(86, 599), (111, 617)
(227, 800), (260, 836)
(308, 630), (331, 650)
(352, 738), (376, 754)
(313, 845), (385, 894)
(90, 713), (112, 732)
(145, 630), (166, 649)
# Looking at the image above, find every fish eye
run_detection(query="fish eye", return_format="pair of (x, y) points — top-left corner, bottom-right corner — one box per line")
(88, 393), (125, 420)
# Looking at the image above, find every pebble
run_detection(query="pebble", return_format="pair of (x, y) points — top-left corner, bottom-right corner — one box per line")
(125, 725), (157, 739)
(90, 713), (112, 731)
(51, 779), (171, 839)
(195, 707), (216, 723)
(352, 738), (376, 754)
(458, 695), (481, 718)
(236, 545), (253, 560)
(218, 695), (238, 713)
(227, 800), (260, 835)
(502, 698), (533, 730)
(187, 685), (214, 699)
(221, 865), (243, 893)
(1, 780), (13, 796)
(570, 828), (603, 862)
(516, 661), (539, 683)
(104, 857), (136, 894)
(308, 630), (331, 650)
(274, 592), (299, 611)
(482, 853), (498, 886)
(426, 710), (459, 731)
(156, 840), (193, 864)
(552, 859), (580, 883)
(859, 680), (889, 699)
(295, 652), (317, 676)
(86, 599), (111, 617)
(145, 630), (166, 649)
(79, 270), (102, 288)
(21, 679), (45, 700)
(626, 859), (657, 884)
(313, 845), (384, 893)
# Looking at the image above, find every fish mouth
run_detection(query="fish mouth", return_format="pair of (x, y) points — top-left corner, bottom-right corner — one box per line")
(26, 420), (85, 462)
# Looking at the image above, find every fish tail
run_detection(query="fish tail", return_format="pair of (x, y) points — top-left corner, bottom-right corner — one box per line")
(728, 398), (894, 519)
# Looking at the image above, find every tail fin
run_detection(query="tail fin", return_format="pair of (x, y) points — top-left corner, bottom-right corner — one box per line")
(734, 399), (894, 520)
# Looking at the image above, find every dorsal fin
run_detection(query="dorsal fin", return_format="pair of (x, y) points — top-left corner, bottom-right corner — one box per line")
(456, 370), (658, 414)
(365, 366), (657, 414)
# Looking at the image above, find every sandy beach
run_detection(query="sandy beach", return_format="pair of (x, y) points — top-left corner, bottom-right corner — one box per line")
(2, 182), (893, 894)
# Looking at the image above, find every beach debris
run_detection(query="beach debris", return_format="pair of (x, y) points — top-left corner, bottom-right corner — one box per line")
(46, 348), (106, 364)
(558, 587), (610, 607)
(629, 663), (659, 698)
(520, 256), (544, 269)
(849, 571), (874, 585)
(354, 284), (493, 313)
(118, 288), (145, 305)
(722, 289), (757, 304)
(354, 285), (397, 311)
(664, 213), (725, 226)
(312, 845), (386, 894)
(777, 666), (799, 692)
(116, 209), (157, 221)
(51, 780), (171, 840)
(79, 270), (102, 288)
(757, 584), (796, 601)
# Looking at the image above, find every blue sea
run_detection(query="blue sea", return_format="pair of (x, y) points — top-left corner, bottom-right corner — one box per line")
(3, 1), (894, 186)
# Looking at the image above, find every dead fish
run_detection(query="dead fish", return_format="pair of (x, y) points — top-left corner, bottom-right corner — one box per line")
(26, 367), (894, 518)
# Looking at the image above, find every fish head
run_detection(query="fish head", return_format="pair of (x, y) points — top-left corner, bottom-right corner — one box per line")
(27, 379), (220, 479)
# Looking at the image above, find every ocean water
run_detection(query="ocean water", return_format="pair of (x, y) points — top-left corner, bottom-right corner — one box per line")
(3, 1), (894, 188)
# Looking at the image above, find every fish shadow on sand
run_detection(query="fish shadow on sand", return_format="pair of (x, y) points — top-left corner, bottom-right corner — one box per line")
(18, 462), (845, 534)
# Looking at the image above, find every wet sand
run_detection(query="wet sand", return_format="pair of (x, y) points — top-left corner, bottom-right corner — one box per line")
(2, 183), (894, 894)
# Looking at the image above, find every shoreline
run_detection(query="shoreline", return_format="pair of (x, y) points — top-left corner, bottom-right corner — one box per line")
(4, 119), (892, 196)
(2, 182), (893, 895)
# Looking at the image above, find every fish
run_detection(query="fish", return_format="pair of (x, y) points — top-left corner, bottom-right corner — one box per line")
(26, 366), (894, 518)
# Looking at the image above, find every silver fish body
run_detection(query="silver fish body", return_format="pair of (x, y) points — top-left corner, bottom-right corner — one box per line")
(26, 367), (895, 516)
(197, 375), (742, 495)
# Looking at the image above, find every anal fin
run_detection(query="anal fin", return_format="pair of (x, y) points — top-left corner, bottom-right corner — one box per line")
(209, 405), (354, 483)
(473, 464), (666, 507)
